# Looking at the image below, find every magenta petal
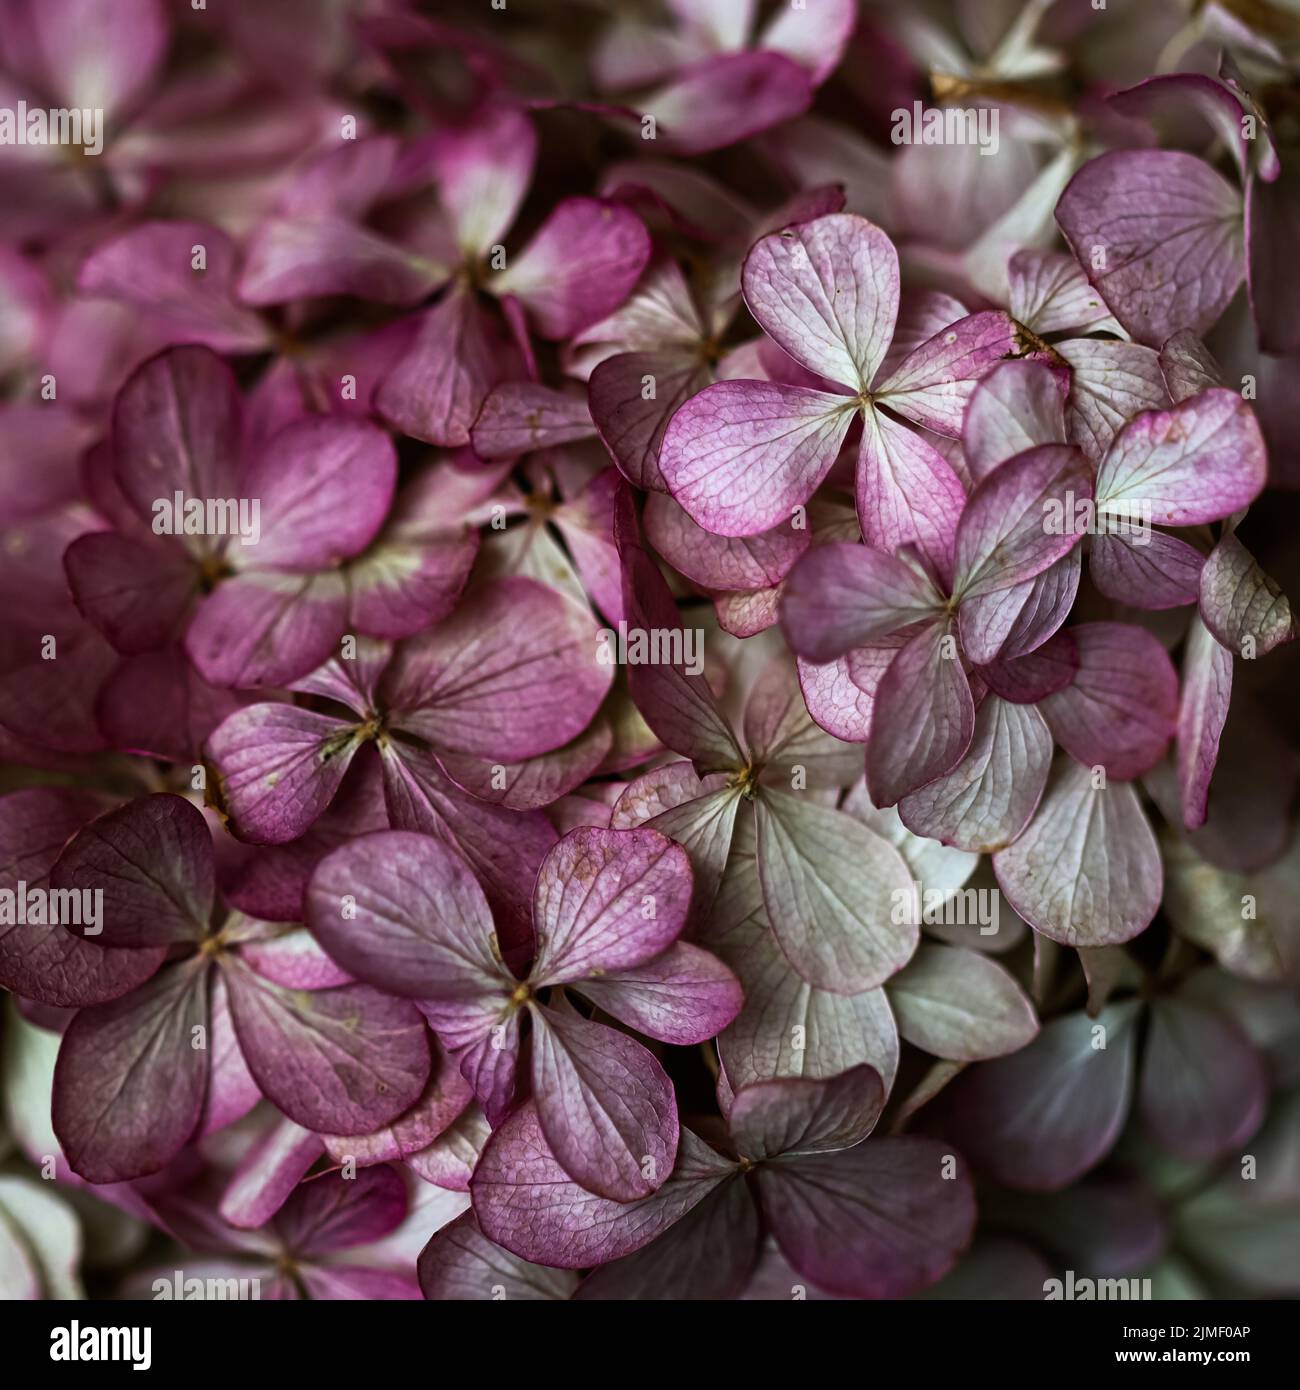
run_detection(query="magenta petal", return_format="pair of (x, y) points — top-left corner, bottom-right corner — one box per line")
(52, 958), (210, 1183)
(1090, 528), (1205, 610)
(757, 1136), (976, 1298)
(492, 198), (651, 340)
(78, 223), (270, 354)
(660, 379), (853, 536)
(274, 1163), (407, 1257)
(994, 759), (1162, 947)
(962, 360), (1067, 483)
(898, 696), (1052, 854)
(472, 1102), (737, 1267)
(1057, 338), (1169, 462)
(320, 1043), (473, 1167)
(378, 743), (557, 945)
(423, 106), (537, 257)
(1008, 248), (1121, 336)
(938, 1003), (1140, 1190)
(239, 214), (444, 307)
(245, 416), (397, 572)
(866, 619), (975, 809)
(856, 408), (966, 586)
(644, 489), (808, 593)
(779, 542), (945, 663)
(208, 704), (364, 846)
(795, 644), (902, 744)
(730, 1066), (884, 1161)
(437, 718), (612, 812)
(1038, 623), (1179, 781)
(643, 51), (813, 156)
(0, 788), (164, 1008)
(306, 830), (502, 1002)
(419, 1212), (578, 1301)
(531, 1002), (678, 1201)
(223, 960), (430, 1135)
(978, 630), (1079, 705)
(375, 288), (501, 448)
(382, 578), (610, 761)
(953, 444), (1091, 601)
(999, 550), (1082, 660)
(1096, 389), (1267, 527)
(530, 827), (692, 985)
(111, 344), (245, 525)
(51, 792), (213, 947)
(470, 383), (595, 459)
(99, 647), (248, 764)
(576, 941), (742, 1044)
(611, 492), (744, 760)
(1198, 532), (1295, 658)
(64, 532), (195, 654)
(874, 311), (1024, 436)
(589, 349), (712, 492)
(346, 469), (479, 641)
(186, 570), (349, 690)
(1055, 150), (1244, 347)
(219, 1115), (321, 1229)
(742, 214), (898, 388)
(1177, 615), (1234, 832)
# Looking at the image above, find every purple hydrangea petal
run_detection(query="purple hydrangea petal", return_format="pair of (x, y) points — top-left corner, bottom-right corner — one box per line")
(1055, 150), (1244, 347)
(52, 957), (210, 1183)
(50, 792), (214, 947)
(1176, 614), (1234, 831)
(1090, 528), (1206, 610)
(1198, 531), (1295, 658)
(419, 1212), (578, 1301)
(530, 999), (678, 1201)
(575, 940), (743, 1045)
(1038, 622), (1179, 781)
(730, 1065), (884, 1161)
(962, 359), (1068, 483)
(756, 1136), (976, 1298)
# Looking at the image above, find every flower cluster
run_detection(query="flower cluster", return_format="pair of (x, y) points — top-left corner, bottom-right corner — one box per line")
(1, 0), (1299, 1305)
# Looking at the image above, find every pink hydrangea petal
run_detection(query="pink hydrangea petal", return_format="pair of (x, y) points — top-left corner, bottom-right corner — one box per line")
(1038, 622), (1179, 781)
(779, 542), (945, 663)
(52, 958), (210, 1183)
(1055, 150), (1245, 347)
(78, 222), (270, 353)
(754, 788), (917, 994)
(856, 409), (965, 587)
(742, 213), (899, 388)
(756, 1136), (976, 1298)
(575, 940), (743, 1045)
(1056, 338), (1169, 461)
(307, 830), (502, 1003)
(382, 577), (611, 762)
(491, 198), (650, 340)
(223, 960), (430, 1136)
(1176, 614), (1234, 832)
(1198, 532), (1295, 658)
(1095, 389), (1267, 526)
(470, 382), (595, 459)
(730, 1066), (884, 1161)
(644, 489), (808, 592)
(795, 643), (902, 744)
(977, 629), (1079, 704)
(1090, 528), (1206, 610)
(419, 1212), (577, 1301)
(530, 1001), (679, 1202)
(866, 619), (975, 809)
(471, 1102), (737, 1267)
(375, 288), (502, 448)
(962, 359), (1068, 483)
(993, 759), (1162, 947)
(898, 696), (1052, 854)
(661, 379), (854, 536)
(50, 792), (213, 947)
(0, 788), (165, 1008)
